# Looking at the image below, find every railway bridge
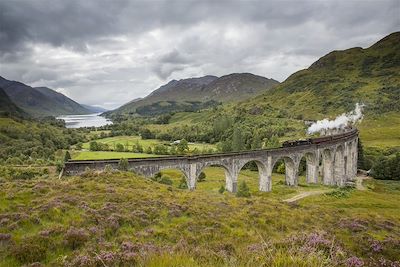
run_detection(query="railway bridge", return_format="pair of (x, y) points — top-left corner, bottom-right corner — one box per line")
(64, 129), (359, 192)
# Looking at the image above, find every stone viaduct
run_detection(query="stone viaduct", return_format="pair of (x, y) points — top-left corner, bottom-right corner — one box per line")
(64, 129), (358, 192)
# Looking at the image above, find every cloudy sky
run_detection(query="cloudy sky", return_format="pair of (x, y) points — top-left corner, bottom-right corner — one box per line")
(0, 0), (399, 109)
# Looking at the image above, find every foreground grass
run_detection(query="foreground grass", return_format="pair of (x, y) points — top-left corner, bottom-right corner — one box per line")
(0, 168), (399, 266)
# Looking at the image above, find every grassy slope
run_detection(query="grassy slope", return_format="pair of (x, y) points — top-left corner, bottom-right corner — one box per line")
(0, 169), (399, 266)
(237, 32), (400, 147)
(357, 112), (400, 148)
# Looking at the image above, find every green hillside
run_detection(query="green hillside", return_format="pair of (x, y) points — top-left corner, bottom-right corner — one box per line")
(0, 77), (90, 117)
(239, 32), (400, 120)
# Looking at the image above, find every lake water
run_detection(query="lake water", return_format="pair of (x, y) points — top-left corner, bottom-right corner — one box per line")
(57, 113), (112, 128)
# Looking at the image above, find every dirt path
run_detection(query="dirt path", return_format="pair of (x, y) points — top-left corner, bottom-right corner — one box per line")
(283, 190), (331, 203)
(356, 174), (370, 190)
(283, 174), (371, 203)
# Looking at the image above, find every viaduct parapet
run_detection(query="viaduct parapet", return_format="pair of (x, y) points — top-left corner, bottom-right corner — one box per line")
(64, 129), (359, 193)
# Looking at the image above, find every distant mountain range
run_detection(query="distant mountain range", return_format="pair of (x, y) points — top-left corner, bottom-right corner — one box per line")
(0, 76), (106, 117)
(81, 104), (108, 113)
(107, 73), (279, 116)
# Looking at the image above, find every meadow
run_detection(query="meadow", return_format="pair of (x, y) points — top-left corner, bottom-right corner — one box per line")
(71, 151), (160, 160)
(0, 167), (399, 266)
(81, 136), (216, 152)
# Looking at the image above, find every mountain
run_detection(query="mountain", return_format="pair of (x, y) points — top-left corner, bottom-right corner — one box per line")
(150, 32), (400, 151)
(0, 76), (91, 116)
(81, 104), (108, 113)
(0, 87), (26, 117)
(238, 32), (400, 119)
(108, 73), (279, 116)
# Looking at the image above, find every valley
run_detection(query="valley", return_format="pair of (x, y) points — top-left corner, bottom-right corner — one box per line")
(0, 23), (399, 267)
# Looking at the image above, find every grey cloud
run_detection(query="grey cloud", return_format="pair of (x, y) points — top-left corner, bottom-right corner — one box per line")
(0, 0), (398, 109)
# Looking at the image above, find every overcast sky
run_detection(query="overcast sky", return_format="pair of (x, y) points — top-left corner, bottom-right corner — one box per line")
(0, 0), (399, 109)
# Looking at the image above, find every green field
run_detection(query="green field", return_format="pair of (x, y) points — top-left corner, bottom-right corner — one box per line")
(72, 151), (160, 160)
(82, 135), (216, 152)
(0, 167), (399, 266)
(358, 112), (400, 149)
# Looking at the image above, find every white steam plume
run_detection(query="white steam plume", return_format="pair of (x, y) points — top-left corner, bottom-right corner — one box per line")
(307, 103), (364, 134)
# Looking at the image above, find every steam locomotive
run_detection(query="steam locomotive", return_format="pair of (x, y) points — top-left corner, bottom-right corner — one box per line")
(282, 128), (358, 148)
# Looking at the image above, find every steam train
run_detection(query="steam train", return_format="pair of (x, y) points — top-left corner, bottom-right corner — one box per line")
(282, 128), (358, 148)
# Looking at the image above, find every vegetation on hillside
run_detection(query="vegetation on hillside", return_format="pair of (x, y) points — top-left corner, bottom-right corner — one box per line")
(0, 169), (399, 266)
(0, 117), (85, 165)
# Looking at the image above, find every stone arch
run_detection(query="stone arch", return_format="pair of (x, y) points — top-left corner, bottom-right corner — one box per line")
(321, 148), (334, 185)
(334, 145), (346, 186)
(151, 166), (190, 188)
(272, 156), (299, 186)
(237, 159), (270, 192)
(197, 162), (235, 192)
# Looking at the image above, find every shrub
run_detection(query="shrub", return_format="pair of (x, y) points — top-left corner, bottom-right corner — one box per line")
(236, 181), (251, 197)
(198, 171), (206, 182)
(116, 143), (124, 152)
(178, 176), (188, 189)
(146, 146), (153, 154)
(276, 162), (285, 174)
(118, 158), (129, 171)
(65, 227), (89, 250)
(152, 172), (162, 181)
(218, 185), (225, 194)
(75, 142), (83, 150)
(326, 186), (353, 198)
(11, 236), (49, 264)
(89, 141), (99, 151)
(64, 151), (71, 162)
(6, 157), (23, 165)
(159, 175), (173, 185)
(56, 161), (64, 172)
(370, 153), (400, 180)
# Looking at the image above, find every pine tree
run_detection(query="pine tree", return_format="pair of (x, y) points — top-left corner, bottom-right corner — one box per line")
(236, 181), (251, 197)
(232, 127), (244, 151)
(251, 131), (262, 149)
(64, 151), (71, 162)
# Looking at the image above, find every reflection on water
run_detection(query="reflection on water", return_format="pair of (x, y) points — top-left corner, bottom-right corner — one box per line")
(56, 113), (112, 128)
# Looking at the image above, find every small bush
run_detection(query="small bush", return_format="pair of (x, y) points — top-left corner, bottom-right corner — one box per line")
(178, 176), (188, 189)
(236, 181), (251, 197)
(371, 153), (400, 180)
(198, 172), (206, 182)
(11, 236), (49, 264)
(218, 185), (225, 194)
(326, 186), (353, 198)
(56, 161), (64, 172)
(118, 158), (129, 171)
(65, 227), (89, 250)
(116, 143), (124, 152)
(159, 175), (173, 185)
(152, 172), (162, 181)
